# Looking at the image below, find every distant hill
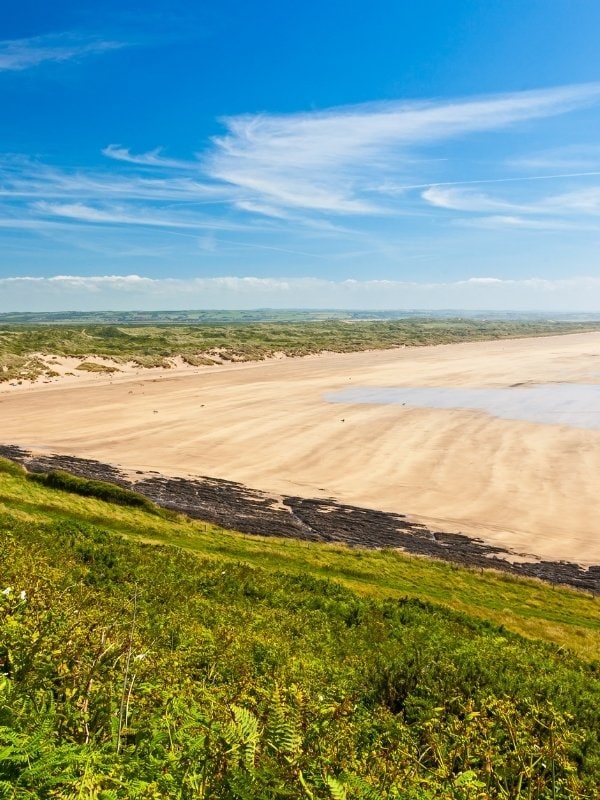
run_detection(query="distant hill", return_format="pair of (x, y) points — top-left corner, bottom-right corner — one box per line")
(2, 308), (600, 325)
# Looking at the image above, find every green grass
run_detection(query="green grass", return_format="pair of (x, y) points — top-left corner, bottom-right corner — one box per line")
(2, 317), (600, 382)
(1, 459), (599, 797)
(1, 458), (598, 662)
(27, 469), (174, 515)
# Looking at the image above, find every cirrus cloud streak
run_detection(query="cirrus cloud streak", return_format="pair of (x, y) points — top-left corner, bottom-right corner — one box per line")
(207, 83), (600, 215)
(0, 32), (126, 71)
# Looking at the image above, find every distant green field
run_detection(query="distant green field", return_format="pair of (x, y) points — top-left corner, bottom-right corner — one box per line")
(4, 308), (600, 325)
(2, 316), (600, 383)
(1, 457), (599, 797)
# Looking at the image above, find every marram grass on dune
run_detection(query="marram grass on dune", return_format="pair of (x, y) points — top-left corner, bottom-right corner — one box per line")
(3, 317), (600, 383)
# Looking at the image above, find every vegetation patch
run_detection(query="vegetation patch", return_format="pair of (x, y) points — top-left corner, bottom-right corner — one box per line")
(0, 353), (57, 383)
(27, 469), (168, 516)
(130, 354), (174, 368)
(75, 361), (121, 373)
(1, 510), (599, 798)
(1, 459), (599, 658)
(181, 353), (219, 366)
(0, 456), (25, 477)
(0, 462), (599, 796)
(2, 317), (600, 382)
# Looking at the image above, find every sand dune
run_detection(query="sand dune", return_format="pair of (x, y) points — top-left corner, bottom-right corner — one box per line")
(2, 332), (599, 564)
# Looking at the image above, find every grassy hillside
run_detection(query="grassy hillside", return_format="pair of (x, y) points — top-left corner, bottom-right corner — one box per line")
(2, 317), (600, 383)
(1, 459), (599, 798)
(1, 460), (599, 660)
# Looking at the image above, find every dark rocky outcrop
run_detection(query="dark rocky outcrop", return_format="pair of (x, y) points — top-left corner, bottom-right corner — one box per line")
(1, 443), (597, 594)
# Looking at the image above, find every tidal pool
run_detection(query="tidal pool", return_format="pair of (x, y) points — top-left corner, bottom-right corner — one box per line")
(325, 383), (600, 430)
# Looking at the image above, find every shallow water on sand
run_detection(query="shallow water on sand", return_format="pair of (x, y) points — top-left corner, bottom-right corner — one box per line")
(326, 383), (600, 430)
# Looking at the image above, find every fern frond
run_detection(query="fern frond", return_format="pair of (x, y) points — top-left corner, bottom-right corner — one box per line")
(342, 773), (383, 800)
(266, 690), (301, 756)
(231, 706), (259, 744)
(224, 706), (260, 771)
(0, 780), (14, 800)
(326, 775), (347, 800)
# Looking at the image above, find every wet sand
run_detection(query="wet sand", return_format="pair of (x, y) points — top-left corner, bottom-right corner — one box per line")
(1, 332), (600, 565)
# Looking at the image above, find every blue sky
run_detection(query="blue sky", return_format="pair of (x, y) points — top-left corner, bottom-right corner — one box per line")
(2, 0), (600, 311)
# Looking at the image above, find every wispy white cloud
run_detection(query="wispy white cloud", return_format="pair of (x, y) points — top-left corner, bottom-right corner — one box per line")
(508, 145), (600, 171)
(0, 159), (225, 202)
(422, 186), (516, 213)
(2, 84), (600, 225)
(457, 215), (597, 232)
(33, 201), (247, 231)
(422, 184), (600, 229)
(364, 170), (600, 195)
(206, 84), (600, 215)
(2, 84), (600, 284)
(0, 32), (126, 72)
(544, 186), (600, 214)
(102, 145), (194, 169)
(0, 217), (85, 231)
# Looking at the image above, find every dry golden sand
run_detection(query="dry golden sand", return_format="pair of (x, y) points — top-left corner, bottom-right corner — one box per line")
(2, 332), (599, 565)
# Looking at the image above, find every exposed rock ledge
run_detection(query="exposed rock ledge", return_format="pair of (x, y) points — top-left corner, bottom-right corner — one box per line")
(1, 443), (598, 595)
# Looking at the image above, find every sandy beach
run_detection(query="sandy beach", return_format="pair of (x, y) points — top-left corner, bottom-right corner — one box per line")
(2, 332), (599, 565)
